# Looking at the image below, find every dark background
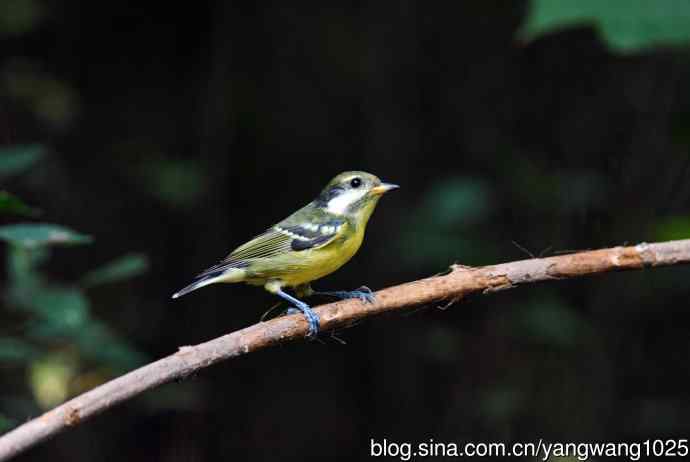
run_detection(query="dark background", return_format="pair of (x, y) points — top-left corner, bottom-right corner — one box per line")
(2, 1), (690, 461)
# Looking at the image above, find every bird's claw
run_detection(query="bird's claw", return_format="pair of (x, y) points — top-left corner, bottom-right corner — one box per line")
(355, 286), (376, 303)
(317, 286), (376, 304)
(303, 309), (320, 339)
(286, 304), (320, 338)
(350, 286), (376, 304)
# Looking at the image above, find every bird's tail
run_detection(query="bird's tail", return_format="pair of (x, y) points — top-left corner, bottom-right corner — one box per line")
(171, 268), (244, 299)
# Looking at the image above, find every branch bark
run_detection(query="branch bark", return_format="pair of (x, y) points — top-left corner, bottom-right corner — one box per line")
(1, 239), (690, 460)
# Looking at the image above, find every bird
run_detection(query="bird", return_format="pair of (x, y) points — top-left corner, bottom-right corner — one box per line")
(172, 171), (399, 338)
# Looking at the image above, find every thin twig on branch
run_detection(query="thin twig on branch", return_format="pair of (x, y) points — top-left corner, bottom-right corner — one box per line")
(1, 239), (690, 460)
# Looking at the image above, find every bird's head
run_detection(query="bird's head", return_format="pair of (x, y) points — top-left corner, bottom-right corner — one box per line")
(315, 171), (399, 220)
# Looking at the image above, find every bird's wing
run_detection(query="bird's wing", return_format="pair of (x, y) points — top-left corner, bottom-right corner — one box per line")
(195, 213), (346, 278)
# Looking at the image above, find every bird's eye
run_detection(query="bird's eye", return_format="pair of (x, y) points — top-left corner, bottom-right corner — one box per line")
(350, 177), (362, 188)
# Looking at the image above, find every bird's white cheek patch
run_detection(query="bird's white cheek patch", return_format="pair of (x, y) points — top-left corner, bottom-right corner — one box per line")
(326, 189), (367, 215)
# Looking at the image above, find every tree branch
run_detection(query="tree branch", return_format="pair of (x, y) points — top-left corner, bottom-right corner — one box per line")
(1, 239), (690, 460)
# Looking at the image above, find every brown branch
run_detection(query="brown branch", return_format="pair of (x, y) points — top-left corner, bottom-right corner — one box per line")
(1, 239), (690, 460)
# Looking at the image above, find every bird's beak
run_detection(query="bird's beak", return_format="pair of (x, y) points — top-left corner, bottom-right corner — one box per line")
(371, 182), (400, 196)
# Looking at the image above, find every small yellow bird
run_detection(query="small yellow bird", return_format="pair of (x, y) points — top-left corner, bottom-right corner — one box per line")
(172, 171), (399, 337)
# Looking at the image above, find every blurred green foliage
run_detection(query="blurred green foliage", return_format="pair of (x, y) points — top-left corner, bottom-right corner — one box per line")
(0, 223), (92, 247)
(654, 216), (690, 241)
(81, 253), (150, 288)
(509, 162), (608, 214)
(481, 387), (524, 425)
(0, 191), (39, 217)
(0, 0), (44, 37)
(398, 176), (498, 268)
(511, 295), (593, 349)
(0, 144), (44, 180)
(523, 0), (690, 51)
(0, 149), (149, 418)
(0, 414), (15, 434)
(138, 158), (207, 208)
(2, 60), (78, 129)
(29, 352), (77, 409)
(0, 337), (39, 363)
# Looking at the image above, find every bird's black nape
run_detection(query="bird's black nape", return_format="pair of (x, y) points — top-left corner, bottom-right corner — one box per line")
(314, 185), (345, 208)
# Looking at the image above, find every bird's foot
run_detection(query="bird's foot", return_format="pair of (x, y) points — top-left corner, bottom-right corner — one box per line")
(286, 302), (320, 338)
(316, 286), (376, 304)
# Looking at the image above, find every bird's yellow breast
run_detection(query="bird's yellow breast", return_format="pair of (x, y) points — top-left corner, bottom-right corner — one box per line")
(243, 222), (365, 288)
